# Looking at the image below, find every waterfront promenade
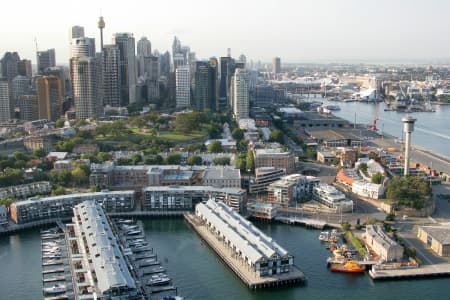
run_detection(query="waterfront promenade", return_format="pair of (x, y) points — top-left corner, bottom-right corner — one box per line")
(185, 214), (306, 289)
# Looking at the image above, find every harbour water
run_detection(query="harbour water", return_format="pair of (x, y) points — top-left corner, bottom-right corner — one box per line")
(1, 219), (449, 299)
(318, 97), (450, 157)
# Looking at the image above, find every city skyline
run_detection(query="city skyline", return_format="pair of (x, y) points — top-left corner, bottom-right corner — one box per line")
(1, 0), (450, 64)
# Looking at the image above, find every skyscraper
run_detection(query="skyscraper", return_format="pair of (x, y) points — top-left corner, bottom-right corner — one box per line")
(272, 57), (281, 75)
(18, 94), (38, 121)
(159, 51), (171, 79)
(37, 49), (56, 73)
(102, 45), (121, 107)
(176, 65), (190, 109)
(113, 33), (137, 104)
(70, 56), (101, 119)
(194, 58), (217, 111)
(232, 68), (249, 120)
(137, 37), (152, 77)
(11, 75), (30, 107)
(0, 80), (11, 121)
(36, 76), (63, 121)
(71, 38), (96, 58)
(0, 52), (20, 82)
(17, 59), (32, 77)
(71, 26), (85, 39)
(219, 56), (232, 110)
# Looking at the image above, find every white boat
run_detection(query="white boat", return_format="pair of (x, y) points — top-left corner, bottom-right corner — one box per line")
(318, 231), (330, 242)
(121, 224), (139, 230)
(43, 284), (66, 294)
(126, 230), (142, 236)
(163, 296), (184, 300)
(117, 219), (134, 224)
(140, 258), (158, 267)
(147, 274), (171, 286)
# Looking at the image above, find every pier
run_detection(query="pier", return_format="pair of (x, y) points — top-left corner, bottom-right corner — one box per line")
(369, 263), (450, 280)
(185, 214), (306, 289)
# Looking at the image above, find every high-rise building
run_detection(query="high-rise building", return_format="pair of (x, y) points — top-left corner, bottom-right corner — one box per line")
(71, 26), (85, 39)
(102, 45), (121, 107)
(272, 57), (281, 74)
(0, 52), (20, 82)
(137, 37), (152, 77)
(17, 59), (32, 77)
(71, 37), (96, 58)
(43, 67), (67, 98)
(11, 75), (31, 107)
(232, 68), (249, 120)
(70, 56), (101, 119)
(176, 65), (190, 109)
(0, 80), (11, 121)
(36, 76), (63, 121)
(37, 49), (56, 73)
(159, 51), (171, 79)
(219, 56), (232, 110)
(238, 54), (247, 67)
(253, 84), (274, 108)
(18, 94), (38, 121)
(113, 33), (137, 104)
(194, 59), (218, 111)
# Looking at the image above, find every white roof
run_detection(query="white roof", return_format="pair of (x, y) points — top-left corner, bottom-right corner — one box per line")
(74, 201), (136, 294)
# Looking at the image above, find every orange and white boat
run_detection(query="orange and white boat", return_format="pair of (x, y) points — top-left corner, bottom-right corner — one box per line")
(329, 260), (366, 273)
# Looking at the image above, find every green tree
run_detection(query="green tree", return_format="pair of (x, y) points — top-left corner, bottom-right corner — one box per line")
(97, 152), (113, 162)
(214, 157), (230, 166)
(164, 153), (182, 165)
(235, 157), (246, 171)
(269, 129), (284, 144)
(90, 185), (101, 192)
(358, 163), (368, 173)
(81, 153), (99, 163)
(0, 198), (14, 207)
(371, 172), (384, 184)
(175, 113), (197, 134)
(55, 119), (65, 128)
(232, 128), (244, 141)
(51, 187), (67, 196)
(208, 141), (223, 153)
(71, 165), (90, 186)
(50, 170), (72, 187)
(33, 148), (47, 158)
(187, 155), (203, 166)
(246, 150), (255, 172)
(130, 153), (143, 165)
(386, 176), (431, 209)
(306, 147), (317, 159)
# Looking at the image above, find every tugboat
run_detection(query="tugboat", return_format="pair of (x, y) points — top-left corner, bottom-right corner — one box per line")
(329, 260), (366, 273)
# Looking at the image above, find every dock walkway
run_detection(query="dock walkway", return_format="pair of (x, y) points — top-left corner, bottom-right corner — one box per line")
(185, 214), (306, 289)
(369, 263), (450, 280)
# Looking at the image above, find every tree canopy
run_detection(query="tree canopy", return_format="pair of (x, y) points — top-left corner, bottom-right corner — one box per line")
(386, 176), (432, 209)
(208, 141), (223, 153)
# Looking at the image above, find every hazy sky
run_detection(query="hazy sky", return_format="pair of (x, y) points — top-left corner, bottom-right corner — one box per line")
(1, 0), (449, 64)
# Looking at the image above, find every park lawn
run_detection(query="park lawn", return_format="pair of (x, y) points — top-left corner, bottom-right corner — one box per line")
(157, 131), (206, 142)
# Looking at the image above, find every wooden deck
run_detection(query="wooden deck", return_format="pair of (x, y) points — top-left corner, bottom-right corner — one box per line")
(185, 214), (306, 289)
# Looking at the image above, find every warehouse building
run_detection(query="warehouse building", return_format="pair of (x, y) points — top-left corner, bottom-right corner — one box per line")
(417, 226), (450, 257)
(365, 225), (404, 262)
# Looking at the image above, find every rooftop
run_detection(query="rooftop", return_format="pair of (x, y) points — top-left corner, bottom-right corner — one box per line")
(203, 168), (241, 180)
(420, 226), (450, 245)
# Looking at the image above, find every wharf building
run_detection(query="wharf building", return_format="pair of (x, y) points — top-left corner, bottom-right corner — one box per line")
(365, 225), (404, 262)
(267, 174), (320, 205)
(417, 226), (450, 257)
(195, 200), (294, 277)
(67, 201), (140, 298)
(305, 127), (364, 148)
(144, 185), (247, 213)
(9, 191), (135, 224)
(312, 184), (353, 212)
(253, 147), (296, 174)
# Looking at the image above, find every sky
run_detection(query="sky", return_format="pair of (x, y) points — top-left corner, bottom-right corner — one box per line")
(1, 0), (449, 64)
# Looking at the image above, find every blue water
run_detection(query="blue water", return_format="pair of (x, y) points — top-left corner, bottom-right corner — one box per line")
(320, 98), (450, 157)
